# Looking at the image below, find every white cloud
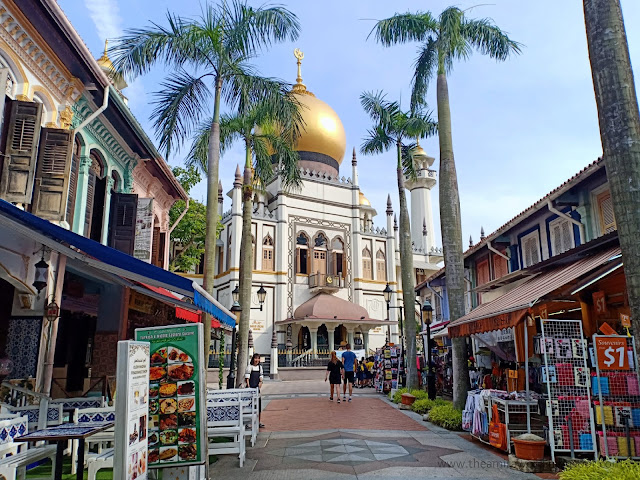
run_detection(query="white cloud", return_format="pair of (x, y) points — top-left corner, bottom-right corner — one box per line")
(84, 0), (123, 41)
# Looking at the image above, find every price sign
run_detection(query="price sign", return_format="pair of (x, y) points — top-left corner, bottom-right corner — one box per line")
(596, 337), (630, 370)
(539, 306), (548, 319)
(620, 313), (631, 328)
(593, 291), (607, 315)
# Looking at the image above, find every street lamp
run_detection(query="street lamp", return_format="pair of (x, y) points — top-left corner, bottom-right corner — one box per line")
(421, 299), (436, 400)
(383, 283), (406, 388)
(227, 284), (267, 388)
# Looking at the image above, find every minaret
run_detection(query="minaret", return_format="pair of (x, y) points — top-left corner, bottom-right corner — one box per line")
(218, 180), (224, 217)
(230, 165), (243, 274)
(404, 139), (436, 253)
(422, 218), (428, 252)
(351, 147), (359, 187)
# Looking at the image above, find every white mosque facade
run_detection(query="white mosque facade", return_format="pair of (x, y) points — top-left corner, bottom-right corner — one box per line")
(186, 54), (443, 371)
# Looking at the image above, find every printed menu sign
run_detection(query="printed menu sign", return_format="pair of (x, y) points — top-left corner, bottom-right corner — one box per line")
(135, 324), (206, 468)
(115, 341), (150, 480)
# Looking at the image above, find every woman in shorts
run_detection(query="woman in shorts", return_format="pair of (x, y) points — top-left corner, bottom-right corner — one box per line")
(325, 350), (344, 402)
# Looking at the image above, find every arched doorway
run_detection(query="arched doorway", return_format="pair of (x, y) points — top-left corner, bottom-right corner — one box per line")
(334, 324), (347, 348)
(317, 324), (328, 353)
(298, 326), (310, 351)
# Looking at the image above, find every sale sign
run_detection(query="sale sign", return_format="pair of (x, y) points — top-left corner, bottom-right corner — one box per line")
(620, 313), (631, 328)
(593, 291), (607, 315)
(595, 337), (630, 370)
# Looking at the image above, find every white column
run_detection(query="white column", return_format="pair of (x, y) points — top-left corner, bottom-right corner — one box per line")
(328, 326), (335, 353)
(101, 177), (114, 245)
(72, 155), (91, 234)
(230, 166), (242, 281)
(310, 328), (318, 359)
(347, 328), (355, 347)
(363, 331), (370, 354)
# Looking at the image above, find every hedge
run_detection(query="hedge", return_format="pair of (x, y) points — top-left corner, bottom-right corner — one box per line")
(427, 403), (463, 431)
(559, 460), (640, 480)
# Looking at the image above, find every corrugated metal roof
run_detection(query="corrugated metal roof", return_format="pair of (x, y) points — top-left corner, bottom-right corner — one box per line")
(449, 246), (621, 331)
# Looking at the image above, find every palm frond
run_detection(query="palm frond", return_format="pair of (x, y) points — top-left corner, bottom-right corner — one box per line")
(438, 7), (471, 73)
(185, 120), (212, 175)
(462, 18), (522, 60)
(219, 113), (246, 154)
(403, 111), (438, 139)
(371, 12), (437, 45)
(360, 91), (399, 128)
(151, 69), (213, 157)
(360, 126), (394, 155)
(401, 142), (418, 181)
(410, 38), (438, 112)
(251, 133), (275, 189)
(111, 11), (209, 78)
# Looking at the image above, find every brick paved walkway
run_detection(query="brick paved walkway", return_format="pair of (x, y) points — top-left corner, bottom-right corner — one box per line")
(262, 397), (427, 432)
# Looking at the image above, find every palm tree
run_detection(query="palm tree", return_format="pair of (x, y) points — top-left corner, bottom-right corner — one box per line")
(360, 91), (437, 389)
(189, 86), (303, 386)
(372, 7), (520, 408)
(110, 1), (300, 363)
(583, 0), (640, 374)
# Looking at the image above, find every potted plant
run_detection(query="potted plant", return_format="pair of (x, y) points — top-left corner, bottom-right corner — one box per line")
(513, 433), (546, 461)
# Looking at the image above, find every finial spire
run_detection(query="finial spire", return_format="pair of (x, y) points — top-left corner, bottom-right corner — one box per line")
(352, 147), (357, 165)
(469, 235), (473, 247)
(393, 214), (398, 231)
(386, 194), (393, 215)
(291, 48), (314, 96)
(480, 226), (486, 241)
(234, 164), (242, 187)
(104, 39), (108, 56)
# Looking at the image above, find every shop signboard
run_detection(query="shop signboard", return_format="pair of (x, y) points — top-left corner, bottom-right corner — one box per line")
(595, 336), (630, 371)
(135, 324), (206, 468)
(593, 290), (607, 315)
(620, 313), (631, 328)
(115, 341), (150, 480)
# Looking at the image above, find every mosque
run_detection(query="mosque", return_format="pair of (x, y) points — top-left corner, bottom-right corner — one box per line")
(195, 51), (443, 370)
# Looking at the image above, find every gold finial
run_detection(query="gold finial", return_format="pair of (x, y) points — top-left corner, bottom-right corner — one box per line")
(292, 48), (314, 96)
(104, 39), (108, 56)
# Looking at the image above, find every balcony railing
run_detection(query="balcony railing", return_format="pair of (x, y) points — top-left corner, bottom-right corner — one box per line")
(309, 273), (344, 290)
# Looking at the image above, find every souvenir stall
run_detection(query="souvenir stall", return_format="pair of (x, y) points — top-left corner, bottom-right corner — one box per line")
(374, 344), (403, 393)
(456, 313), (546, 454)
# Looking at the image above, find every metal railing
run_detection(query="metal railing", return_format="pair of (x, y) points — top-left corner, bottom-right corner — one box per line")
(309, 273), (343, 289)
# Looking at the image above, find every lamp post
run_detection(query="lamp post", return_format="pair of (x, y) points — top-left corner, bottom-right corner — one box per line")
(383, 283), (406, 388)
(227, 284), (267, 389)
(421, 299), (436, 400)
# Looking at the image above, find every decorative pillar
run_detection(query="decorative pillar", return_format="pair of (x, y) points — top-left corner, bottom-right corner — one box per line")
(230, 166), (242, 278)
(347, 328), (355, 347)
(72, 155), (92, 234)
(101, 176), (114, 245)
(328, 325), (335, 353)
(310, 327), (318, 359)
(363, 331), (370, 354)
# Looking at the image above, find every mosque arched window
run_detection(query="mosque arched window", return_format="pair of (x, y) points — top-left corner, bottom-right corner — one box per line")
(362, 247), (372, 280)
(262, 234), (274, 271)
(296, 232), (310, 275)
(330, 236), (345, 278)
(376, 249), (386, 281)
(0, 55), (18, 98)
(312, 232), (328, 276)
(226, 229), (232, 271)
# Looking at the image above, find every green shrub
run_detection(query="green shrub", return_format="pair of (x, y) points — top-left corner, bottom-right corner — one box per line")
(427, 403), (463, 431)
(411, 398), (436, 414)
(559, 460), (640, 480)
(410, 389), (429, 401)
(390, 387), (408, 403)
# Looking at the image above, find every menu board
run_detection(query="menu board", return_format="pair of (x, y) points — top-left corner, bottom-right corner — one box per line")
(115, 341), (150, 480)
(135, 324), (206, 468)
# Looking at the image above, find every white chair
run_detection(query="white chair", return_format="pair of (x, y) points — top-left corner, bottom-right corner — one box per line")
(0, 413), (56, 480)
(207, 393), (245, 467)
(86, 448), (114, 480)
(71, 407), (115, 475)
(207, 388), (259, 446)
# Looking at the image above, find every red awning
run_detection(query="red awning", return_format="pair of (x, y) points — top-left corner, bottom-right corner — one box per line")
(448, 247), (621, 338)
(138, 283), (220, 329)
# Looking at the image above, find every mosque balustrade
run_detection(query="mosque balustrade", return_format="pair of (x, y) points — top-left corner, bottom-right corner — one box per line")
(308, 273), (343, 292)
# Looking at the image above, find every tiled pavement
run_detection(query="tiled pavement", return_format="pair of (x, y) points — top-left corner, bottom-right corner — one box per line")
(209, 389), (544, 480)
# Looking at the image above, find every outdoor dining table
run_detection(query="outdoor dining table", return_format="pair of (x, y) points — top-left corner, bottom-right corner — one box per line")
(17, 421), (114, 480)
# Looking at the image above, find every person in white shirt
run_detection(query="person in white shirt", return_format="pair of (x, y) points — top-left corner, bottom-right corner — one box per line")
(244, 353), (265, 428)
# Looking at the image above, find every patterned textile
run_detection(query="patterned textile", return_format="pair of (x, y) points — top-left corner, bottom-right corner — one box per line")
(90, 333), (118, 379)
(5, 317), (42, 379)
(207, 405), (239, 422)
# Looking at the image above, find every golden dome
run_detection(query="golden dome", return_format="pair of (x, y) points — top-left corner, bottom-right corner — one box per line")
(96, 40), (127, 90)
(291, 49), (346, 166)
(359, 191), (371, 206)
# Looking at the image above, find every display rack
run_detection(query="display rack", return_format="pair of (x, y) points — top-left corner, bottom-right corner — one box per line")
(373, 344), (402, 393)
(492, 397), (545, 453)
(592, 334), (640, 459)
(541, 319), (597, 462)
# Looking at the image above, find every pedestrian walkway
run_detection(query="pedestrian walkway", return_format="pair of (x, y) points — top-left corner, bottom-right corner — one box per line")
(210, 384), (544, 480)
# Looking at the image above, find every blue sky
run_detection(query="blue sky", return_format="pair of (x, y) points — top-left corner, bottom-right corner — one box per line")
(59, 0), (640, 248)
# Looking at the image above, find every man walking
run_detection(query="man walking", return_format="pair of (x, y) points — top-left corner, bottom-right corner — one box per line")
(341, 344), (357, 402)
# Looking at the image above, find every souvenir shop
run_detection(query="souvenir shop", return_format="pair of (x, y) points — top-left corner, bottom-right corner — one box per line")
(452, 246), (640, 461)
(373, 344), (404, 393)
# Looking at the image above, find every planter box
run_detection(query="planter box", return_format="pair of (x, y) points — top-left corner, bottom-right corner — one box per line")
(401, 393), (416, 406)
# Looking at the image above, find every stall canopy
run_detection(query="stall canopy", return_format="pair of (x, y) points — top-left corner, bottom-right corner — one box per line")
(448, 246), (621, 338)
(0, 200), (235, 328)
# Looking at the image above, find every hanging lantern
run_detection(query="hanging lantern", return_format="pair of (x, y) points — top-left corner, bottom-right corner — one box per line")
(45, 300), (59, 322)
(32, 255), (49, 293)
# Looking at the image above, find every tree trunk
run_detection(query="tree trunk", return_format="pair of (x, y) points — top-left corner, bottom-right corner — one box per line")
(236, 138), (254, 386)
(202, 78), (223, 367)
(437, 72), (470, 409)
(397, 142), (418, 390)
(584, 0), (640, 374)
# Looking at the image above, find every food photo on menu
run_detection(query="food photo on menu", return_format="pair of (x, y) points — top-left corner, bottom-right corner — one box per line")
(147, 343), (198, 465)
